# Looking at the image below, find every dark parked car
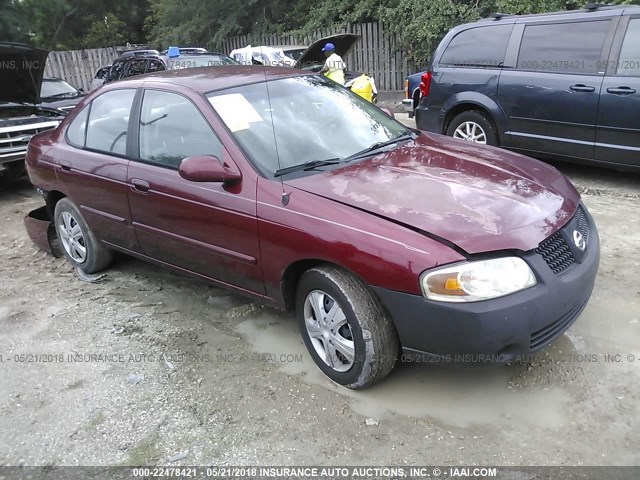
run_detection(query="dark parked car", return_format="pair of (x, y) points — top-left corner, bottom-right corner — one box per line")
(25, 67), (599, 388)
(405, 4), (640, 171)
(40, 77), (85, 114)
(89, 65), (111, 91)
(0, 43), (61, 180)
(104, 51), (239, 84)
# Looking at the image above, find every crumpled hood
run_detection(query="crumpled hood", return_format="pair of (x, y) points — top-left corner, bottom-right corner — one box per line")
(0, 43), (49, 104)
(288, 133), (580, 254)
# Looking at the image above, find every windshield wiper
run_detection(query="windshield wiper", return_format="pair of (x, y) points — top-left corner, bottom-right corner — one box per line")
(344, 133), (416, 162)
(274, 158), (341, 177)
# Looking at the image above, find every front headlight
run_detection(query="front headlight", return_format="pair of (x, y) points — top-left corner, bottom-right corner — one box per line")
(421, 257), (537, 303)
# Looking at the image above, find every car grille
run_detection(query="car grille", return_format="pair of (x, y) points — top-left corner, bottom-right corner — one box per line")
(529, 297), (587, 350)
(0, 121), (60, 163)
(574, 205), (588, 239)
(535, 206), (588, 275)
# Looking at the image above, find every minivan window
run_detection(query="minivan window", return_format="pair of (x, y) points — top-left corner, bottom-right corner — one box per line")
(85, 89), (136, 155)
(517, 20), (610, 74)
(138, 90), (223, 168)
(617, 18), (640, 76)
(439, 25), (513, 68)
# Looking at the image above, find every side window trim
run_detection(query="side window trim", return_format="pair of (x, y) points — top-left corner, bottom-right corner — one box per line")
(503, 23), (524, 69)
(127, 88), (144, 160)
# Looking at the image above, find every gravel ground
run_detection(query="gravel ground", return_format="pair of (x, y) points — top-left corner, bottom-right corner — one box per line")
(0, 130), (639, 467)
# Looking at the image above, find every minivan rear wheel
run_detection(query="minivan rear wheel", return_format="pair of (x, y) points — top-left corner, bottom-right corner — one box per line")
(446, 111), (498, 146)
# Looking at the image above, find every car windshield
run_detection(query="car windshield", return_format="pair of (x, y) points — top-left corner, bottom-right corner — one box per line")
(167, 54), (239, 69)
(206, 75), (408, 177)
(283, 48), (306, 61)
(41, 79), (79, 99)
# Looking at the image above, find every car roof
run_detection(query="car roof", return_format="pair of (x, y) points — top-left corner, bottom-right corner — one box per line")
(118, 54), (166, 62)
(108, 65), (313, 93)
(277, 45), (307, 50)
(477, 4), (638, 24)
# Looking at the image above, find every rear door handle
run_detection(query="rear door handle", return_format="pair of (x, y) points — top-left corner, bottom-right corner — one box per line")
(570, 84), (596, 93)
(130, 178), (150, 193)
(606, 86), (636, 95)
(58, 160), (71, 171)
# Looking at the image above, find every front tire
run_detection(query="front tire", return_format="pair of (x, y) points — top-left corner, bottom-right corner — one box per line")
(446, 110), (498, 146)
(54, 197), (113, 273)
(296, 266), (399, 389)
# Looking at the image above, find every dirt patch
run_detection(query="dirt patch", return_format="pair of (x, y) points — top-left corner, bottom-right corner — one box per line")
(0, 172), (639, 466)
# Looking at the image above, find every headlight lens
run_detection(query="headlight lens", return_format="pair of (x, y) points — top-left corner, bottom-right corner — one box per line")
(421, 257), (537, 302)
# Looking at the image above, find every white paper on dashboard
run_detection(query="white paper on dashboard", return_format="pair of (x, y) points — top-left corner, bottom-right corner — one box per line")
(208, 94), (264, 132)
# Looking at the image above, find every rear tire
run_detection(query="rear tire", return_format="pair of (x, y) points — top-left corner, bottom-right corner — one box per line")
(446, 110), (498, 146)
(296, 265), (399, 389)
(54, 197), (113, 273)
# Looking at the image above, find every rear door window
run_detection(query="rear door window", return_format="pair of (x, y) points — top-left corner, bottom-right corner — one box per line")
(517, 20), (610, 74)
(439, 25), (514, 68)
(85, 89), (136, 155)
(616, 18), (640, 76)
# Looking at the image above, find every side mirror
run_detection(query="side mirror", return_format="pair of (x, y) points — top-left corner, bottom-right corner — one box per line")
(380, 107), (395, 118)
(179, 155), (242, 184)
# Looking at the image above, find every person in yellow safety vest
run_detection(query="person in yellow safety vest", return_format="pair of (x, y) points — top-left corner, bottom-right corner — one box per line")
(319, 43), (345, 85)
(349, 74), (378, 103)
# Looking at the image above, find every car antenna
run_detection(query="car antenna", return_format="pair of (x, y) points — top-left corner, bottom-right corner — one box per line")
(257, 46), (287, 202)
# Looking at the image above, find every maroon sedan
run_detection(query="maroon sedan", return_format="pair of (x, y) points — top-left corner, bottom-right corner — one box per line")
(25, 67), (599, 388)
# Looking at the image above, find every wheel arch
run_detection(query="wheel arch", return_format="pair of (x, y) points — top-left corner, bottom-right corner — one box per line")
(45, 190), (67, 220)
(280, 259), (379, 311)
(441, 93), (508, 145)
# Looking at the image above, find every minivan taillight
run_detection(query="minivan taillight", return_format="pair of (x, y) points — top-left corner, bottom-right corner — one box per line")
(419, 72), (432, 97)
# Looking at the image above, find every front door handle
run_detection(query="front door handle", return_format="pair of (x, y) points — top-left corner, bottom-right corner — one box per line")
(130, 178), (150, 193)
(58, 160), (71, 171)
(570, 84), (596, 93)
(606, 86), (636, 95)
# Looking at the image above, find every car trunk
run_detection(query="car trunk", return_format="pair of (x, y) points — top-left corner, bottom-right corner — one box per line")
(295, 34), (360, 69)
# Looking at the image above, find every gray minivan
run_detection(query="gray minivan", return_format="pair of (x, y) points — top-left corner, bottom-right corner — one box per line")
(410, 4), (640, 171)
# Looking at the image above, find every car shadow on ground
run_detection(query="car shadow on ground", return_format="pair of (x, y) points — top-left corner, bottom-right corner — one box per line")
(545, 159), (640, 197)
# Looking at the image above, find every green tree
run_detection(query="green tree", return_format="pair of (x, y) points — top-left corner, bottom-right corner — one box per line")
(82, 13), (128, 48)
(0, 0), (30, 43)
(6, 0), (149, 50)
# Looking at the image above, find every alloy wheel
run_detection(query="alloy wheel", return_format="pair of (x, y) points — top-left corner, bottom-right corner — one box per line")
(303, 289), (355, 372)
(58, 211), (87, 263)
(453, 121), (487, 144)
